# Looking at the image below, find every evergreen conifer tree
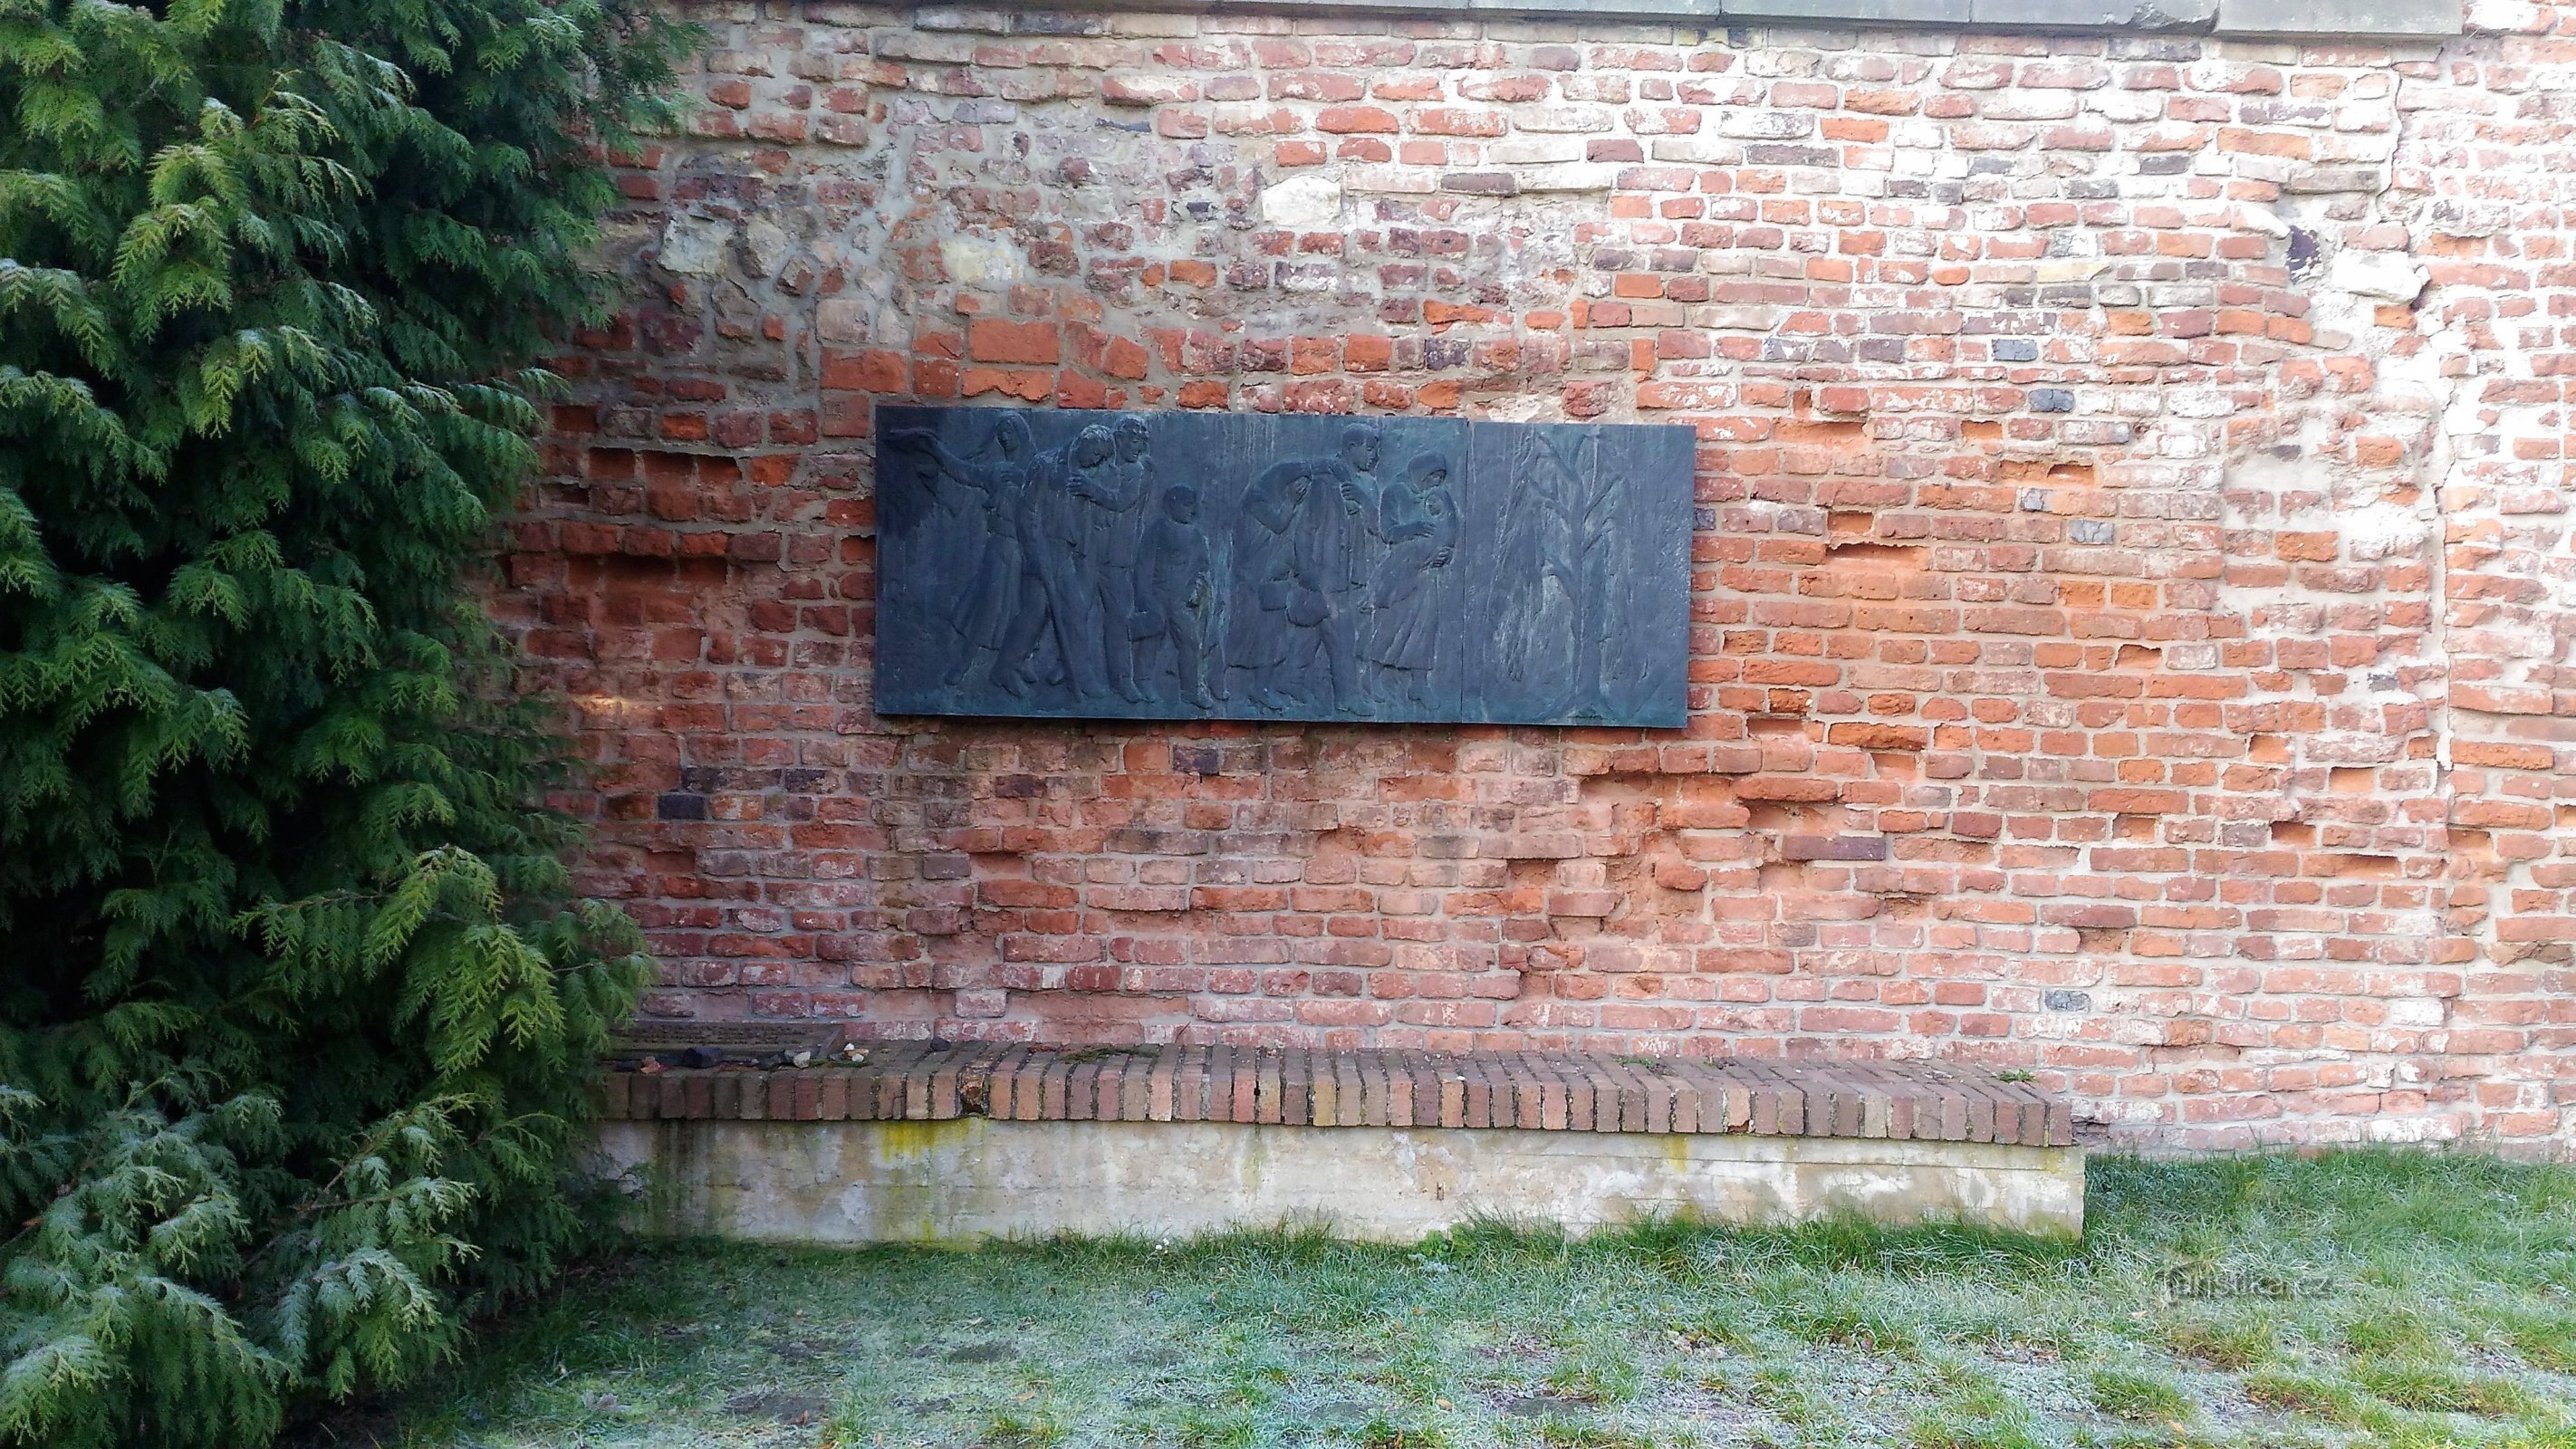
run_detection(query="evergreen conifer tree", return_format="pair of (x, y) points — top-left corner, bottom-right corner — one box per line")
(0, 1), (689, 1443)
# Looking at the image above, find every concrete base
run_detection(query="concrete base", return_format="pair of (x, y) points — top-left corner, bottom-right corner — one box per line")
(597, 1118), (2086, 1243)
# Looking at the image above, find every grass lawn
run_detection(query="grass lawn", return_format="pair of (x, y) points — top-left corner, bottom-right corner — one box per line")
(317, 1150), (2576, 1449)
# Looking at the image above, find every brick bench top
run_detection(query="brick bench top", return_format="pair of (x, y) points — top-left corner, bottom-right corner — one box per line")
(594, 1041), (2074, 1148)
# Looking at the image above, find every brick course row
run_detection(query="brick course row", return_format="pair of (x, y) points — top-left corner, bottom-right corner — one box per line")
(596, 1041), (2077, 1145)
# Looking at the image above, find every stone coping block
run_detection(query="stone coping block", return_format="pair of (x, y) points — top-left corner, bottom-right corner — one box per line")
(601, 1118), (2091, 1240)
(904, 0), (2459, 36)
(593, 1041), (2077, 1148)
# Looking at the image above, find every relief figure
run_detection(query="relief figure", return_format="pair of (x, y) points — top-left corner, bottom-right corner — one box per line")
(1494, 429), (1576, 689)
(881, 412), (1034, 688)
(1221, 457), (1311, 711)
(1071, 414), (1157, 704)
(1364, 450), (1459, 709)
(994, 423), (1117, 701)
(870, 444), (947, 648)
(1129, 484), (1216, 711)
(1284, 421), (1384, 714)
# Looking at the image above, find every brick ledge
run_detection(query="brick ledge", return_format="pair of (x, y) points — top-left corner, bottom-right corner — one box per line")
(595, 1043), (2075, 1147)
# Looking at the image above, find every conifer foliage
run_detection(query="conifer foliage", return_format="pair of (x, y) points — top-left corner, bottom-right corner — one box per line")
(0, 1), (687, 1443)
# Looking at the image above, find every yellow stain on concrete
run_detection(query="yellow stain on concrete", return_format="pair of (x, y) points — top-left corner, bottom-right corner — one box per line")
(1660, 1133), (1696, 1175)
(873, 1117), (973, 1162)
(1241, 1124), (1269, 1190)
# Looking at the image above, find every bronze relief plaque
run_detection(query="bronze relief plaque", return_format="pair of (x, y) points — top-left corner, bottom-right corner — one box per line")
(872, 405), (1695, 727)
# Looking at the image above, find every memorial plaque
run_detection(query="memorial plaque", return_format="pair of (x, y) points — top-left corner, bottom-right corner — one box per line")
(871, 405), (1695, 727)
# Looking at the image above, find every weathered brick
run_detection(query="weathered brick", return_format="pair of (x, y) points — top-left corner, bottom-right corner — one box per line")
(517, 1), (2576, 1156)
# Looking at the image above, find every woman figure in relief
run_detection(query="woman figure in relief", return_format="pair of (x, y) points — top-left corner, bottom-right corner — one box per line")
(1219, 458), (1312, 712)
(1364, 450), (1459, 710)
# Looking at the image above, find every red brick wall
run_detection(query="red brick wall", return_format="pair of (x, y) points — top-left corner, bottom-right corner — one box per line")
(507, 0), (2576, 1150)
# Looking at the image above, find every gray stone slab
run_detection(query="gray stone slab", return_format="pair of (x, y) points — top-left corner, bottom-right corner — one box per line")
(2216, 0), (2456, 34)
(873, 406), (1696, 728)
(1150, 0), (1731, 14)
(1974, 0), (2218, 27)
(886, 0), (2457, 31)
(1721, 0), (1969, 22)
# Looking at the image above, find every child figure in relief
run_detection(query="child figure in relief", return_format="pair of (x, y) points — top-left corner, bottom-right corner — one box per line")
(1364, 450), (1459, 709)
(1129, 484), (1217, 711)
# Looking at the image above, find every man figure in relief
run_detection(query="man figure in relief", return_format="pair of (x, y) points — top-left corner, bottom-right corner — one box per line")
(993, 423), (1117, 703)
(1283, 421), (1383, 713)
(1069, 414), (1156, 704)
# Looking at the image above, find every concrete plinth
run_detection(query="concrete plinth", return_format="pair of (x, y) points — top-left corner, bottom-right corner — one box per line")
(597, 1118), (2087, 1243)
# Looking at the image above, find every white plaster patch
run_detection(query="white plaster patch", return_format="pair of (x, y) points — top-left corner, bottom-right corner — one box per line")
(2327, 249), (2427, 302)
(2386, 997), (2446, 1028)
(1512, 164), (1620, 194)
(1486, 139), (1583, 166)
(2341, 502), (2427, 561)
(2236, 204), (2291, 238)
(1343, 166), (1435, 195)
(2034, 258), (2111, 284)
(939, 233), (1024, 287)
(1478, 395), (1552, 424)
(657, 215), (736, 277)
(1697, 304), (1783, 331)
(1259, 172), (1342, 228)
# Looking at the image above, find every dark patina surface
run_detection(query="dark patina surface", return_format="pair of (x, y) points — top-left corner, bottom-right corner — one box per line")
(871, 405), (1695, 726)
